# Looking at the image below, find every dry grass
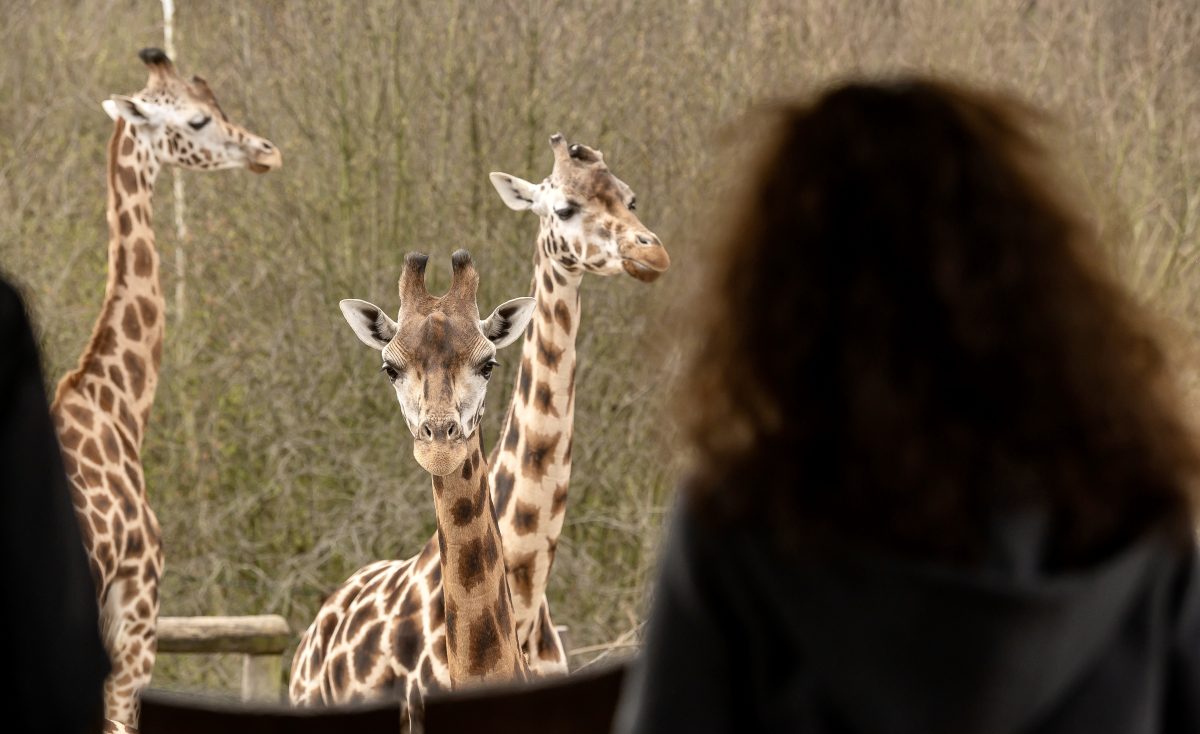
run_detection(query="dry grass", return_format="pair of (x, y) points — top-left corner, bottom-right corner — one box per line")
(1, 0), (1197, 694)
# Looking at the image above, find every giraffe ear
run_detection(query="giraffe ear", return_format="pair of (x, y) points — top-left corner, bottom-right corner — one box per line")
(481, 297), (536, 349)
(490, 172), (538, 212)
(102, 95), (163, 126)
(339, 299), (398, 350)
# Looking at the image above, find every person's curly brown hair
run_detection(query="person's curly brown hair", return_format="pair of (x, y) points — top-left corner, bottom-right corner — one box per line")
(683, 78), (1199, 568)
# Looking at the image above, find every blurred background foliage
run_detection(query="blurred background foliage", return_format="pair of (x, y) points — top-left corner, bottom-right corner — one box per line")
(2, 0), (1198, 694)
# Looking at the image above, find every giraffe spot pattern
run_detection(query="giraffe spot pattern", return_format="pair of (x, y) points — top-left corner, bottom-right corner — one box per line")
(503, 411), (521, 452)
(508, 550), (537, 606)
(551, 483), (569, 516)
(493, 466), (516, 517)
(533, 381), (558, 416)
(456, 538), (486, 592)
(513, 500), (540, 535)
(521, 430), (561, 482)
(132, 239), (153, 277)
(122, 303), (142, 340)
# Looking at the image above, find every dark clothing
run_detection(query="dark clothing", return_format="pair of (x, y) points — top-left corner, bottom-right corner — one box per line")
(616, 501), (1200, 733)
(0, 280), (109, 733)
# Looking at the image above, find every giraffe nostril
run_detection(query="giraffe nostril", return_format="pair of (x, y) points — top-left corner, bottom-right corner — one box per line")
(636, 234), (653, 246)
(446, 422), (458, 438)
(420, 422), (434, 440)
(261, 141), (272, 151)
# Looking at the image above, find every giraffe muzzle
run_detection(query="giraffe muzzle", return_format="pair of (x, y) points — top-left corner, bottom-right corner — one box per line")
(621, 232), (671, 283)
(414, 417), (469, 475)
(246, 139), (282, 174)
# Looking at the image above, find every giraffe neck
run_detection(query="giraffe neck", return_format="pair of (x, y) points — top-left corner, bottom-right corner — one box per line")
(433, 430), (527, 686)
(54, 119), (164, 447)
(490, 229), (581, 642)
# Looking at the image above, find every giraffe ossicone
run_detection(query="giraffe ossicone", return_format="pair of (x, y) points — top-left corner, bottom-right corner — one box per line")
(291, 251), (534, 731)
(51, 47), (280, 729)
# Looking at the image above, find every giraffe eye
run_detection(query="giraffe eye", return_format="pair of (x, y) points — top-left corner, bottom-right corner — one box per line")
(381, 364), (400, 381)
(479, 359), (499, 380)
(555, 205), (576, 221)
(188, 115), (211, 130)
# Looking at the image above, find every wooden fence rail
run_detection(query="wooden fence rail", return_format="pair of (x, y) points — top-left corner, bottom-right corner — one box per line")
(157, 615), (291, 703)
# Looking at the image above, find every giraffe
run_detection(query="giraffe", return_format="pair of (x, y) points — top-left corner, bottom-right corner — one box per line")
(291, 251), (536, 732)
(485, 133), (670, 673)
(289, 135), (669, 706)
(50, 48), (280, 728)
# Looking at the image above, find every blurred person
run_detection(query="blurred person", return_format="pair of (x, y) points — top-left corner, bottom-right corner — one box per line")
(0, 278), (109, 733)
(616, 79), (1200, 733)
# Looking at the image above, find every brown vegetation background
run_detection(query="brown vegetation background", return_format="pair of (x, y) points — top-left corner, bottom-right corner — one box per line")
(2, 0), (1198, 694)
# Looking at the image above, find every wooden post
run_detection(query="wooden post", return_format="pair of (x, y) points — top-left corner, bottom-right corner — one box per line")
(157, 615), (291, 702)
(242, 653), (283, 703)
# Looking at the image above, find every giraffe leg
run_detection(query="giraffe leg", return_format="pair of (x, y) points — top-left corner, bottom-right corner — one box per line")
(525, 597), (569, 676)
(100, 565), (159, 726)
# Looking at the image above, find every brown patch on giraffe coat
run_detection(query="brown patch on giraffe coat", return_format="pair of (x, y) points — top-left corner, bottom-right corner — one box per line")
(467, 610), (502, 675)
(553, 300), (572, 332)
(64, 403), (94, 430)
(125, 528), (145, 556)
(132, 239), (153, 277)
(80, 438), (102, 465)
(456, 538), (486, 591)
(503, 412), (521, 452)
(96, 326), (119, 356)
(122, 303), (142, 340)
(120, 136), (135, 156)
(493, 466), (516, 517)
(109, 365), (126, 391)
(535, 329), (564, 370)
(538, 606), (561, 661)
(100, 424), (121, 462)
(534, 381), (558, 417)
(137, 296), (158, 326)
(495, 575), (512, 633)
(60, 426), (83, 450)
(354, 622), (384, 679)
(433, 634), (448, 665)
(107, 471), (136, 516)
(521, 430), (561, 482)
(344, 603), (374, 642)
(451, 496), (477, 526)
(513, 500), (540, 535)
(123, 460), (142, 494)
(99, 386), (115, 412)
(122, 351), (146, 398)
(420, 657), (435, 688)
(93, 493), (113, 513)
(417, 537), (438, 570)
(398, 584), (422, 619)
(329, 654), (348, 695)
(394, 617), (421, 670)
(508, 551), (537, 606)
(80, 463), (103, 488)
(461, 458), (473, 481)
(517, 357), (532, 404)
(119, 211), (132, 236)
(118, 165), (139, 195)
(430, 587), (445, 629)
(541, 270), (554, 294)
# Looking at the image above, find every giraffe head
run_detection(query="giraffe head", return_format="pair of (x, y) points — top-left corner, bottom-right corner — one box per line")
(489, 134), (670, 282)
(340, 251), (535, 476)
(100, 48), (281, 174)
